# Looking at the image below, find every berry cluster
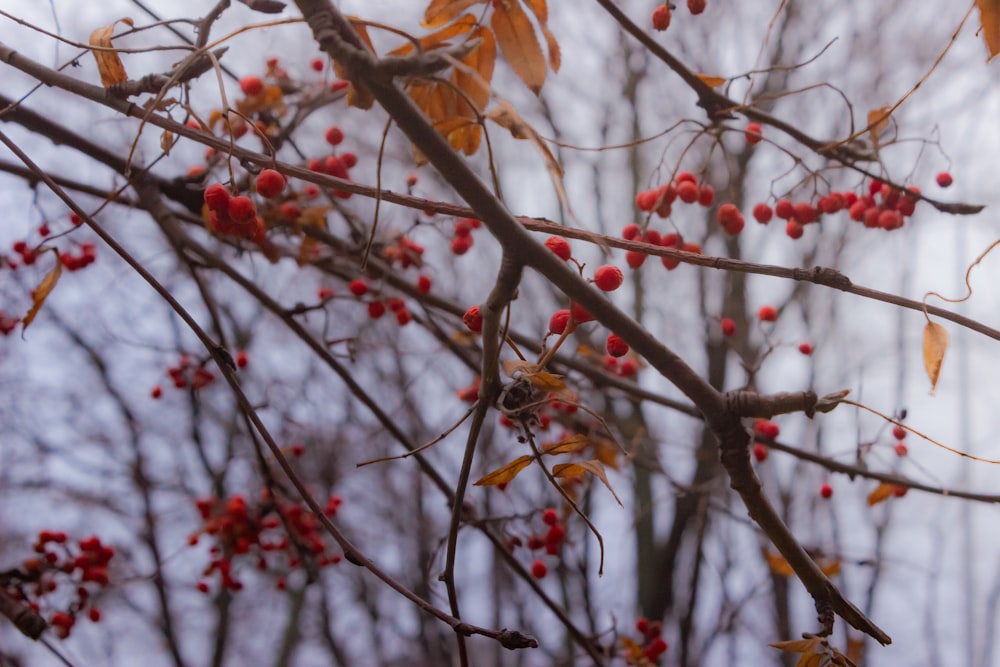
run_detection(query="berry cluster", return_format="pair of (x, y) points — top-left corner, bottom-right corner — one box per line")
(306, 144), (358, 200)
(450, 217), (483, 255)
(651, 0), (706, 31)
(203, 183), (267, 242)
(627, 617), (669, 663)
(752, 418), (780, 462)
(347, 278), (416, 326)
(502, 508), (568, 580)
(191, 492), (343, 593)
(1, 531), (114, 639)
(165, 355), (216, 391)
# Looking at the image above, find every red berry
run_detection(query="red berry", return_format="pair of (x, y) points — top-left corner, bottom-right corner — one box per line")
(687, 0), (706, 13)
(235, 350), (248, 369)
(820, 483), (833, 499)
(531, 559), (548, 578)
(936, 172), (953, 188)
(310, 57), (324, 72)
(70, 212), (83, 226)
(197, 581), (210, 594)
(645, 637), (669, 659)
(239, 75), (264, 96)
(717, 204), (744, 235)
(395, 308), (412, 326)
(720, 317), (735, 336)
(349, 279), (368, 297)
(463, 305), (483, 333)
(753, 443), (769, 462)
(698, 183), (715, 207)
(893, 485), (908, 497)
(325, 126), (345, 146)
(151, 385), (162, 399)
(676, 180), (699, 204)
(785, 220), (804, 239)
(549, 309), (572, 335)
(754, 419), (780, 439)
(368, 301), (386, 319)
(542, 508), (558, 526)
(792, 202), (817, 224)
(774, 198), (794, 220)
(317, 287), (335, 300)
(622, 223), (641, 240)
(255, 169), (286, 199)
(618, 358), (638, 377)
(798, 342), (813, 355)
(636, 617), (650, 635)
(894, 442), (908, 457)
(593, 265), (624, 291)
(88, 608), (101, 622)
(416, 274), (432, 294)
(651, 5), (671, 30)
(544, 236), (572, 261)
(606, 333), (629, 357)
(758, 305), (778, 322)
(204, 183), (231, 212)
(451, 235), (473, 255)
(228, 196), (257, 224)
(38, 224), (50, 237)
(892, 425), (907, 440)
(570, 302), (594, 324)
(626, 251), (647, 269)
(745, 122), (763, 145)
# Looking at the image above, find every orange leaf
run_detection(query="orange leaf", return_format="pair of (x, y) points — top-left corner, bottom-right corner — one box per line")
(391, 14), (478, 56)
(976, 0), (1000, 61)
(491, 0), (547, 94)
(867, 482), (896, 506)
(523, 0), (560, 71)
(336, 19), (376, 109)
(89, 18), (134, 87)
(867, 105), (891, 148)
(696, 73), (727, 88)
(552, 460), (622, 506)
(923, 321), (948, 394)
(764, 551), (795, 577)
(453, 26), (497, 113)
(474, 455), (533, 486)
(22, 249), (62, 330)
(502, 358), (537, 377)
(542, 434), (589, 455)
(423, 0), (486, 27)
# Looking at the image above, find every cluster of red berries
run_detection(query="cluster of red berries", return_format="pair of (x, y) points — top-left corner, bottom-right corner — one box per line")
(203, 183), (267, 242)
(306, 144), (358, 200)
(381, 234), (427, 270)
(503, 508), (567, 579)
(348, 278), (416, 326)
(2, 531), (114, 639)
(629, 618), (669, 663)
(59, 242), (97, 272)
(622, 226), (703, 272)
(752, 418), (780, 462)
(450, 217), (483, 255)
(651, 0), (706, 31)
(191, 492), (343, 593)
(892, 424), (908, 457)
(635, 172), (715, 219)
(166, 355), (215, 391)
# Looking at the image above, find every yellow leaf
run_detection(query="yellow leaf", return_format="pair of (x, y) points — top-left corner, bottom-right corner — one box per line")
(296, 206), (331, 230)
(23, 250), (62, 330)
(525, 370), (566, 393)
(542, 434), (589, 455)
(491, 0), (547, 94)
(523, 0), (560, 71)
(552, 459), (622, 506)
(423, 0), (486, 27)
(764, 550), (795, 577)
(593, 438), (620, 469)
(923, 320), (948, 394)
(89, 18), (134, 87)
(867, 105), (891, 148)
(474, 455), (534, 486)
(976, 0), (1000, 61)
(867, 482), (896, 506)
(453, 26), (497, 113)
(696, 73), (727, 88)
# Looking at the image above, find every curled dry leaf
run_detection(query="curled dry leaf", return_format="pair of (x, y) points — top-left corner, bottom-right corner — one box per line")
(867, 105), (891, 149)
(423, 0), (485, 27)
(922, 320), (948, 395)
(473, 454), (533, 486)
(770, 636), (857, 667)
(23, 249), (63, 331)
(160, 130), (175, 155)
(976, 0), (1000, 62)
(696, 73), (727, 88)
(552, 460), (622, 506)
(866, 482), (897, 506)
(542, 433), (589, 455)
(90, 18), (134, 87)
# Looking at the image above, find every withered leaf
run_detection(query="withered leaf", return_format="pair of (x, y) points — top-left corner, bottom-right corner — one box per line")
(552, 460), (622, 506)
(160, 130), (174, 155)
(474, 455), (533, 486)
(867, 105), (891, 149)
(502, 358), (537, 377)
(923, 320), (948, 394)
(696, 73), (727, 88)
(390, 15), (477, 56)
(976, 0), (1000, 61)
(542, 434), (588, 455)
(867, 482), (896, 506)
(90, 18), (134, 87)
(423, 0), (485, 27)
(23, 249), (63, 330)
(491, 0), (547, 94)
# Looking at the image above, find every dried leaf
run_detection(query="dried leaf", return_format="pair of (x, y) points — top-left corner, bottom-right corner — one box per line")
(487, 101), (572, 218)
(90, 18), (134, 87)
(867, 482), (896, 506)
(474, 455), (533, 486)
(523, 0), (560, 71)
(23, 250), (62, 330)
(593, 438), (620, 469)
(542, 434), (589, 455)
(525, 370), (566, 393)
(453, 26), (496, 114)
(764, 550), (795, 577)
(423, 0), (485, 27)
(390, 15), (477, 56)
(976, 0), (1000, 61)
(297, 236), (320, 265)
(771, 636), (856, 667)
(491, 0), (546, 94)
(160, 130), (175, 155)
(867, 105), (891, 148)
(502, 359), (538, 377)
(296, 206), (331, 230)
(696, 73), (727, 88)
(923, 320), (948, 394)
(552, 460), (622, 506)
(620, 636), (644, 662)
(336, 19), (376, 109)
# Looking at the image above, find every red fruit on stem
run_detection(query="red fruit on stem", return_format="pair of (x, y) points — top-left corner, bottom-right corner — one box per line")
(720, 318), (735, 337)
(544, 236), (572, 261)
(235, 351), (248, 369)
(542, 508), (558, 526)
(894, 442), (908, 457)
(774, 198), (794, 220)
(892, 425), (907, 440)
(798, 342), (813, 355)
(676, 180), (699, 204)
(228, 196), (257, 224)
(606, 333), (629, 357)
(310, 57), (324, 72)
(255, 169), (286, 199)
(687, 0), (706, 14)
(239, 75), (264, 96)
(549, 309), (572, 335)
(753, 203), (773, 224)
(593, 265), (624, 291)
(324, 126), (345, 146)
(416, 274), (432, 294)
(651, 4), (671, 30)
(151, 385), (162, 399)
(758, 305), (778, 322)
(698, 183), (715, 207)
(204, 183), (231, 212)
(745, 122), (763, 145)
(463, 305), (483, 333)
(820, 483), (833, 499)
(531, 559), (548, 579)
(753, 443), (769, 462)
(936, 172), (953, 188)
(349, 279), (368, 297)
(368, 302), (386, 319)
(754, 419), (780, 439)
